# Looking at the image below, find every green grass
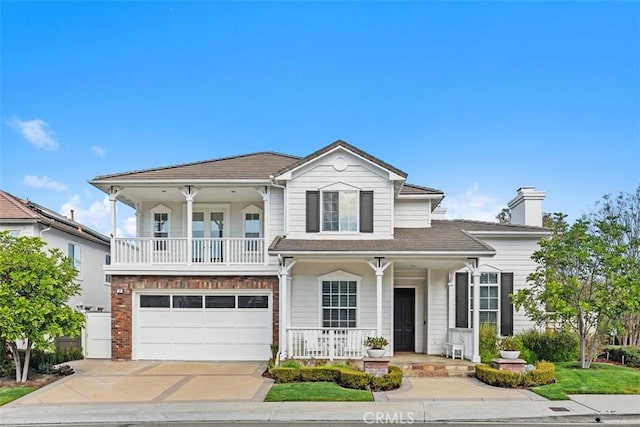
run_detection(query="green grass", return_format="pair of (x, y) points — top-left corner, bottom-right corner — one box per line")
(531, 362), (640, 400)
(0, 387), (37, 405)
(265, 382), (373, 402)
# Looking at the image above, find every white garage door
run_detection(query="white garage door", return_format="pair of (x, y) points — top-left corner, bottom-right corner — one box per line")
(135, 292), (272, 361)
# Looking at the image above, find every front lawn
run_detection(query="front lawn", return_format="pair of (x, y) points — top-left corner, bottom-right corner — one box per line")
(531, 362), (640, 400)
(265, 382), (374, 402)
(0, 387), (37, 405)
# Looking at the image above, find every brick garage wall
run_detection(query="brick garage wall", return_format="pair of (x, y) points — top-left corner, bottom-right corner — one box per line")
(111, 275), (279, 361)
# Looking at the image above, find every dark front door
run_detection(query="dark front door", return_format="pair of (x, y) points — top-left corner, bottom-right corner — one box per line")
(394, 288), (415, 352)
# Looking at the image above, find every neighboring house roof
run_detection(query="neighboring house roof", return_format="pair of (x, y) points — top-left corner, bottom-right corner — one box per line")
(269, 224), (495, 255)
(0, 190), (110, 246)
(274, 140), (408, 179)
(91, 152), (301, 182)
(399, 183), (444, 195)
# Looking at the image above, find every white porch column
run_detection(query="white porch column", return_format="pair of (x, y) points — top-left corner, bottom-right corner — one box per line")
(471, 269), (481, 363)
(447, 273), (455, 328)
(278, 258), (296, 360)
(181, 186), (198, 265)
(258, 187), (269, 265)
(108, 186), (120, 240)
(367, 258), (392, 337)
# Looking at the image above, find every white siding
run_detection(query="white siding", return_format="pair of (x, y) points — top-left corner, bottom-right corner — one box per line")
(477, 237), (541, 334)
(427, 269), (449, 354)
(286, 150), (394, 239)
(269, 187), (285, 238)
(394, 200), (431, 228)
(289, 262), (392, 342)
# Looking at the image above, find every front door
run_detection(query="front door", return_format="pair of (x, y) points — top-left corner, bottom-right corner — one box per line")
(394, 288), (415, 352)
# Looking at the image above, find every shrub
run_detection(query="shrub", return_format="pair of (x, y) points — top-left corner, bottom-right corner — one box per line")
(365, 336), (389, 349)
(518, 329), (579, 362)
(603, 346), (640, 368)
(299, 367), (341, 383)
(500, 336), (522, 352)
(475, 364), (521, 388)
(479, 322), (500, 363)
(371, 366), (403, 391)
(339, 369), (371, 390)
(522, 361), (555, 387)
(279, 359), (303, 369)
(475, 361), (556, 388)
(37, 362), (56, 374)
(271, 367), (300, 383)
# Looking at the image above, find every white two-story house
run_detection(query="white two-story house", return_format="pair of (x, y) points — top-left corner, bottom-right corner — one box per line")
(0, 190), (112, 350)
(90, 140), (548, 362)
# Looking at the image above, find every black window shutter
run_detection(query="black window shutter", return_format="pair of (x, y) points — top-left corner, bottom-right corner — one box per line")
(500, 272), (514, 336)
(455, 272), (469, 328)
(306, 191), (320, 233)
(359, 191), (374, 233)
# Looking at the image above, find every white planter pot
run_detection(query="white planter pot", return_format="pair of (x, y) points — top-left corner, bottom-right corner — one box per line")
(367, 348), (385, 358)
(500, 350), (521, 359)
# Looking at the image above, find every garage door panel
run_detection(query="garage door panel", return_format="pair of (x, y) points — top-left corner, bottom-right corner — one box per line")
(136, 292), (271, 361)
(139, 310), (172, 326)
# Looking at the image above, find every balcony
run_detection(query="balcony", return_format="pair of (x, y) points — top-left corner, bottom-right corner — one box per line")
(112, 237), (266, 266)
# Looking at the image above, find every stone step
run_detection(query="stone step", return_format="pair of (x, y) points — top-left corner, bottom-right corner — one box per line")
(394, 363), (476, 378)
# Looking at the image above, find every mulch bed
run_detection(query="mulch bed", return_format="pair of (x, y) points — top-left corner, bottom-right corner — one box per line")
(0, 371), (61, 388)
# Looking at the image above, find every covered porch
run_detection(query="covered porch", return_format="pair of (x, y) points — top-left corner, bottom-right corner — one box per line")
(276, 255), (487, 363)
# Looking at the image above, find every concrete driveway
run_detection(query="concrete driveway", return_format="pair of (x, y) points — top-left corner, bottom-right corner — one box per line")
(15, 359), (272, 404)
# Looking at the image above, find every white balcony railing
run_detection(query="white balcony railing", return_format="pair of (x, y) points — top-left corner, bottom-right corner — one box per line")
(112, 237), (265, 265)
(287, 328), (378, 360)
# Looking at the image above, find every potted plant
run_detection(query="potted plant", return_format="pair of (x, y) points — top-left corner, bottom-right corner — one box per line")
(365, 336), (388, 357)
(499, 336), (522, 359)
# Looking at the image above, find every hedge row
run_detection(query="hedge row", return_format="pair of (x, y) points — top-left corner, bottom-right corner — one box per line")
(271, 365), (403, 391)
(475, 361), (555, 388)
(603, 346), (640, 368)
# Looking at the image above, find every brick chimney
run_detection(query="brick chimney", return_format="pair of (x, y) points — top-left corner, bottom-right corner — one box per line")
(507, 187), (546, 227)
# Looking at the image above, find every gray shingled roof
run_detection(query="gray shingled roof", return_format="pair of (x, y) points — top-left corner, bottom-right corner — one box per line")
(0, 190), (110, 246)
(399, 183), (444, 195)
(92, 152), (300, 181)
(435, 219), (549, 233)
(269, 225), (495, 254)
(275, 140), (408, 179)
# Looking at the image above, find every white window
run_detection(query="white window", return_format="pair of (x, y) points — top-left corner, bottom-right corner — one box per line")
(8, 230), (21, 237)
(151, 205), (171, 250)
(241, 205), (263, 251)
(470, 272), (499, 326)
(105, 253), (111, 284)
(68, 242), (82, 277)
(321, 280), (357, 328)
(322, 191), (358, 232)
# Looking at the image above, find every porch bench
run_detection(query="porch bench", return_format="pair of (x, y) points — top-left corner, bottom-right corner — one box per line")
(443, 342), (463, 360)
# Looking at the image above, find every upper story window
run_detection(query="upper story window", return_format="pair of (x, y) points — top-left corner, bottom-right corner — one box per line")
(242, 204), (263, 251)
(105, 253), (111, 284)
(306, 187), (373, 234)
(151, 205), (171, 250)
(68, 242), (82, 277)
(322, 191), (357, 232)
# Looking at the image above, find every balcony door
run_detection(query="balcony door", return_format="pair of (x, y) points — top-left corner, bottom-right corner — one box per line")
(192, 210), (225, 262)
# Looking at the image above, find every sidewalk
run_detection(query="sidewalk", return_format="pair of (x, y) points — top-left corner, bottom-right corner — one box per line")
(1, 395), (639, 425)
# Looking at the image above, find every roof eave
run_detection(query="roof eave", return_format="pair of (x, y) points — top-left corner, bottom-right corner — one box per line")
(466, 230), (550, 238)
(268, 250), (496, 257)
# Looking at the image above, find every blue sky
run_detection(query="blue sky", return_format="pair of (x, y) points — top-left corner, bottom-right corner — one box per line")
(1, 1), (638, 236)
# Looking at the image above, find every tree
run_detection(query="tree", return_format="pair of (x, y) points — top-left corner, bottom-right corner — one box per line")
(590, 185), (640, 346)
(512, 213), (628, 368)
(496, 208), (511, 224)
(0, 232), (84, 382)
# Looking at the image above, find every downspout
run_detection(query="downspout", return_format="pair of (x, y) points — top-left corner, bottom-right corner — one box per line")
(39, 220), (53, 237)
(269, 175), (287, 236)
